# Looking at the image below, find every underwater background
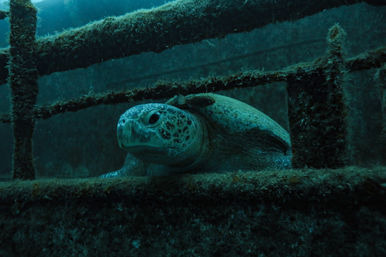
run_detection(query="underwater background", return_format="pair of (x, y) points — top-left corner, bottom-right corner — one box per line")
(0, 1), (385, 257)
(0, 0), (385, 179)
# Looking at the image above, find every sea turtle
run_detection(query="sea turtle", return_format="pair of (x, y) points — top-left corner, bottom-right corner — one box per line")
(101, 93), (291, 177)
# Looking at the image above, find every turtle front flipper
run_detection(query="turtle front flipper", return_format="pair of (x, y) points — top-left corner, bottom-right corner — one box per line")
(247, 128), (291, 155)
(99, 169), (129, 178)
(99, 153), (146, 178)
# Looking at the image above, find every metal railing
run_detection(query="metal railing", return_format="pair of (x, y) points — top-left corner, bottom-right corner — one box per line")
(1, 0), (385, 179)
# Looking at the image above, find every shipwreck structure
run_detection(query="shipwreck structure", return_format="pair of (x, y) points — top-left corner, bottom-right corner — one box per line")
(0, 0), (384, 178)
(0, 0), (385, 256)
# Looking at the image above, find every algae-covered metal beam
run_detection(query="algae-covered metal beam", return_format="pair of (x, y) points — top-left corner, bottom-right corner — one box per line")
(347, 46), (386, 71)
(0, 0), (381, 84)
(0, 44), (384, 123)
(0, 167), (384, 210)
(0, 167), (385, 256)
(9, 0), (38, 180)
(0, 10), (8, 20)
(0, 49), (8, 84)
(287, 24), (349, 168)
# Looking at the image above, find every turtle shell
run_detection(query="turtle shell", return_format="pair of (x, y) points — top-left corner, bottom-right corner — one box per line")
(166, 93), (292, 170)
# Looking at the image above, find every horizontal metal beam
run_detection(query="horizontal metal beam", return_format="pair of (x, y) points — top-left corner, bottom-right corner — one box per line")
(0, 0), (378, 84)
(0, 167), (385, 207)
(0, 167), (385, 255)
(0, 45), (384, 124)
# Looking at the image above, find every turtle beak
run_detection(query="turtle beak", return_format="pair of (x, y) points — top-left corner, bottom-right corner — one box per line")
(117, 117), (138, 149)
(117, 117), (153, 150)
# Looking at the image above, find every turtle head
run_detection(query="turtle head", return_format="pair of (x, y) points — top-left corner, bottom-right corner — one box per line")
(117, 103), (206, 167)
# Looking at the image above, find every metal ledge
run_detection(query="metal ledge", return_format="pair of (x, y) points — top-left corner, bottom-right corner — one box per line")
(1, 167), (385, 207)
(0, 167), (385, 256)
(0, 0), (380, 84)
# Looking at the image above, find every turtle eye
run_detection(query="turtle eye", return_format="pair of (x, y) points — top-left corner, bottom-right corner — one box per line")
(148, 112), (160, 124)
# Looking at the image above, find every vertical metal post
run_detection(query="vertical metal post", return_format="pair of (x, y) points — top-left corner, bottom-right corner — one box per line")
(9, 0), (38, 179)
(287, 24), (348, 168)
(375, 65), (386, 162)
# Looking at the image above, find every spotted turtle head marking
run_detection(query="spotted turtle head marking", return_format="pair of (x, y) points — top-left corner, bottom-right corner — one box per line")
(117, 103), (205, 166)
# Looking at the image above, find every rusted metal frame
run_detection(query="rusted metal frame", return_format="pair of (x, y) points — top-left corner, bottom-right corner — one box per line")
(0, 0), (381, 85)
(287, 24), (349, 168)
(0, 44), (384, 124)
(9, 0), (38, 179)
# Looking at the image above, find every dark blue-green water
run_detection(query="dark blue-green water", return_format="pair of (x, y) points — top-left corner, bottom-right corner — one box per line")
(0, 0), (384, 179)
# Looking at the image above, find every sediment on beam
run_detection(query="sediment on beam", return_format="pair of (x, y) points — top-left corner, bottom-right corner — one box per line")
(287, 24), (349, 168)
(9, 0), (38, 180)
(0, 0), (378, 84)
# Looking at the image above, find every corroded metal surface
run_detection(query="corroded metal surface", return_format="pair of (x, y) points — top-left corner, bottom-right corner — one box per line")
(0, 0), (380, 84)
(8, 0), (38, 179)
